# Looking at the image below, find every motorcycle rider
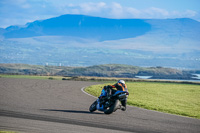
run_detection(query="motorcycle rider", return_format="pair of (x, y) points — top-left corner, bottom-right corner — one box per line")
(99, 80), (128, 111)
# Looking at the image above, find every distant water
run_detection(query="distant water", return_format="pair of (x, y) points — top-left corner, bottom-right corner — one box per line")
(135, 75), (200, 82)
(135, 76), (152, 79)
(192, 74), (200, 80)
(154, 79), (200, 82)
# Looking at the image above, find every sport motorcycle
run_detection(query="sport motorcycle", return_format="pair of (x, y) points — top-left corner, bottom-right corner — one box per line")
(89, 90), (129, 114)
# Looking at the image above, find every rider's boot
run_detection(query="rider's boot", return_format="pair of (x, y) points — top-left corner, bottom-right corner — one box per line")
(121, 100), (127, 111)
(121, 106), (126, 111)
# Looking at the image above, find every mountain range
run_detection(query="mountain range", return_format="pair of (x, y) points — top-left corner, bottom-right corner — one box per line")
(0, 14), (200, 69)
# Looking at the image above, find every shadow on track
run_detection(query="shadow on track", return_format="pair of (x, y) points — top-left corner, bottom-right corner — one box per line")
(41, 109), (103, 114)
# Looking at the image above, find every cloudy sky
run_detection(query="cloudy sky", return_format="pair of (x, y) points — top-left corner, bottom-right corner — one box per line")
(0, 0), (199, 28)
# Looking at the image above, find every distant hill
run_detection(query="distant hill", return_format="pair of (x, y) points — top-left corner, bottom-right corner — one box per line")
(0, 14), (200, 69)
(0, 64), (199, 80)
(2, 15), (200, 42)
(3, 15), (151, 41)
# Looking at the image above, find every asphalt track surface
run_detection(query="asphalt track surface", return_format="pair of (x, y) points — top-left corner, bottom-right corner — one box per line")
(0, 78), (200, 133)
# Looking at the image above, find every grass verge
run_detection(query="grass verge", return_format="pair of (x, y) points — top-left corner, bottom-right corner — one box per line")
(0, 74), (69, 80)
(1, 74), (200, 85)
(85, 82), (200, 119)
(0, 131), (18, 133)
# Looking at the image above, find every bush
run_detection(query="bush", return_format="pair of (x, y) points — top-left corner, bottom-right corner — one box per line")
(48, 77), (54, 80)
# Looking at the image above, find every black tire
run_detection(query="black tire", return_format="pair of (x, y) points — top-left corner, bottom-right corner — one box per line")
(89, 101), (97, 112)
(104, 100), (120, 114)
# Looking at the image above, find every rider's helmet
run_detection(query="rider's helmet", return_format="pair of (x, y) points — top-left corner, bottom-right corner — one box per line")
(118, 80), (125, 85)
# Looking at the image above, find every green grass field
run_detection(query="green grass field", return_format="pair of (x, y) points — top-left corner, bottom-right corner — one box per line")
(0, 74), (67, 80)
(85, 82), (200, 119)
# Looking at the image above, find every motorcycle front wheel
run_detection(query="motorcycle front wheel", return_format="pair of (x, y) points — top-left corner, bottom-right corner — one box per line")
(89, 101), (97, 112)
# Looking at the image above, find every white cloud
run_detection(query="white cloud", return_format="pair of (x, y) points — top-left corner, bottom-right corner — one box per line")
(79, 2), (107, 13)
(126, 7), (141, 17)
(109, 2), (123, 18)
(3, 0), (30, 8)
(21, 3), (31, 9)
(145, 7), (169, 17)
(0, 1), (199, 28)
(184, 10), (197, 17)
(171, 10), (198, 19)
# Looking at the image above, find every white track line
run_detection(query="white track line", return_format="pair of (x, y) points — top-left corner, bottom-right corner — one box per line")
(81, 87), (97, 99)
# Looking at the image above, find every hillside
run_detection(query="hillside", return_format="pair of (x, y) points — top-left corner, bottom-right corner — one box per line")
(0, 64), (199, 80)
(3, 15), (151, 41)
(0, 15), (200, 69)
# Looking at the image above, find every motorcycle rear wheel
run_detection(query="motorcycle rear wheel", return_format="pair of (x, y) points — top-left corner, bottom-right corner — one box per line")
(104, 100), (120, 114)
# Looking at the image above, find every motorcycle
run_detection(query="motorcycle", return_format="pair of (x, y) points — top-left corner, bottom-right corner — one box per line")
(89, 89), (129, 114)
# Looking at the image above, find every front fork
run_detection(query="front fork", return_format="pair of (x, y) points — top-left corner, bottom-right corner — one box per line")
(96, 99), (104, 111)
